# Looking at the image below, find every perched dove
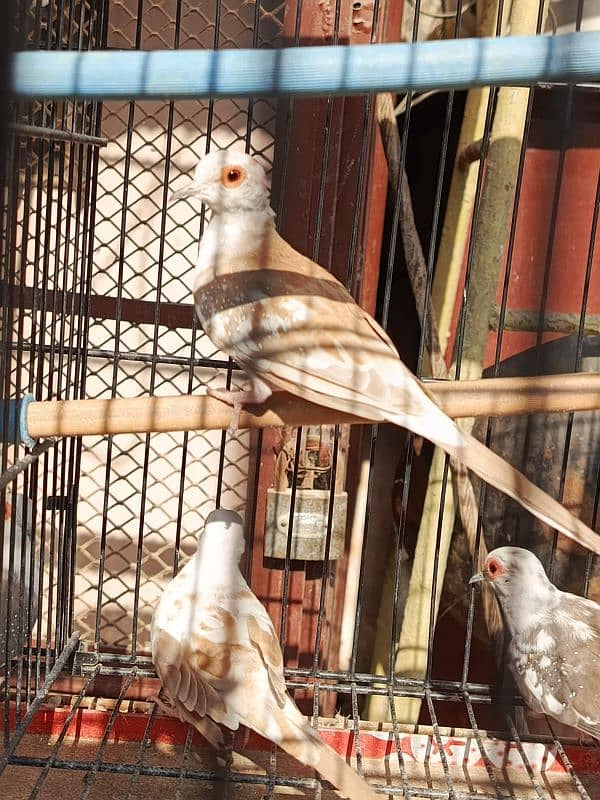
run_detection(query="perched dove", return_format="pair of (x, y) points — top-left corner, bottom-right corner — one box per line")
(470, 546), (600, 739)
(151, 509), (379, 800)
(1, 493), (37, 667)
(169, 148), (599, 556)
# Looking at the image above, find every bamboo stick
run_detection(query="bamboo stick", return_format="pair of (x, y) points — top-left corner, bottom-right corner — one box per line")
(389, 0), (551, 725)
(371, 41), (498, 719)
(430, 0), (507, 354)
(23, 373), (600, 439)
(490, 307), (600, 336)
(396, 0), (549, 724)
(458, 0), (550, 385)
(370, 0), (549, 725)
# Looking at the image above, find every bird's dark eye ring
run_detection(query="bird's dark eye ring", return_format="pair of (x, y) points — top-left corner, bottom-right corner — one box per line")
(221, 166), (246, 188)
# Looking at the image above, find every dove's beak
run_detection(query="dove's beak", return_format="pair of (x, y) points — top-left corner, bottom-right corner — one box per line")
(169, 182), (201, 204)
(469, 571), (484, 585)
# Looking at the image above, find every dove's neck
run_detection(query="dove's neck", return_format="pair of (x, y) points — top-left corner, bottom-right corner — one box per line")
(495, 579), (559, 637)
(198, 207), (276, 275)
(183, 529), (247, 592)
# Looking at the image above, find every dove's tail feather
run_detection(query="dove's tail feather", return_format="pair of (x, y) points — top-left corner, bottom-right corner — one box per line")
(279, 723), (380, 800)
(170, 702), (226, 750)
(423, 420), (600, 556)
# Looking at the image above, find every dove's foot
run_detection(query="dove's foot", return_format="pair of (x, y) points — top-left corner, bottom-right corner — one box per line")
(147, 693), (177, 717)
(208, 384), (272, 434)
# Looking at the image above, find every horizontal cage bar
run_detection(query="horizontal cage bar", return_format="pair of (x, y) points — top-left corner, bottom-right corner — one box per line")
(11, 31), (600, 101)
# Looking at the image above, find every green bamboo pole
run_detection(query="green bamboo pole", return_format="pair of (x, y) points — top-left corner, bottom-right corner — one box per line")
(370, 0), (549, 724)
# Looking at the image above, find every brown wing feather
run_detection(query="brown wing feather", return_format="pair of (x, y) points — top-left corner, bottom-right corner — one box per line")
(193, 226), (454, 427)
(172, 702), (226, 750)
(194, 225), (600, 553)
(246, 615), (287, 706)
(194, 249), (427, 422)
(152, 627), (232, 732)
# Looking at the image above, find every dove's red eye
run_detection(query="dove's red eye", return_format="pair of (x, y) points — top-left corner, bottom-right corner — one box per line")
(487, 558), (503, 579)
(221, 166), (246, 188)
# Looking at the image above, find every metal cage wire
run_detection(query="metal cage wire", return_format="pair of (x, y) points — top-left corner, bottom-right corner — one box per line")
(1, 0), (600, 798)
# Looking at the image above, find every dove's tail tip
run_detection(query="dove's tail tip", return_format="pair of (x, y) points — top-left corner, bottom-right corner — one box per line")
(281, 729), (380, 800)
(312, 737), (380, 800)
(446, 428), (600, 556)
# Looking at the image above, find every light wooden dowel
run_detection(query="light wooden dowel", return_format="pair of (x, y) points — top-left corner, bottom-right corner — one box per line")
(25, 372), (600, 439)
(431, 372), (600, 418)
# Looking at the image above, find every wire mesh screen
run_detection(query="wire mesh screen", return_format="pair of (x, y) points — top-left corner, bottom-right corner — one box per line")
(1, 0), (600, 798)
(1, 0), (106, 698)
(75, 0), (284, 650)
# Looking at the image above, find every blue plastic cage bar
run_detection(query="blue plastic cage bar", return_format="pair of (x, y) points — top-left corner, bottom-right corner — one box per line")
(11, 31), (600, 101)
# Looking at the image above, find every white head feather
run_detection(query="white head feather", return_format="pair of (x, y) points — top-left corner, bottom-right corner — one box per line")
(199, 508), (246, 563)
(475, 546), (559, 634)
(170, 150), (271, 214)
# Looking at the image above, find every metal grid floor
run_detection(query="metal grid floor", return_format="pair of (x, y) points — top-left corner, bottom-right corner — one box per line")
(1, 637), (599, 800)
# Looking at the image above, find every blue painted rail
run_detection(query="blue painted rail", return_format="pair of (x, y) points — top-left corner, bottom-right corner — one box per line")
(11, 31), (600, 100)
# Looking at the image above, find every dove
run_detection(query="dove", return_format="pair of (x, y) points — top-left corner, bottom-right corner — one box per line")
(150, 509), (379, 800)
(1, 493), (37, 667)
(169, 148), (600, 556)
(470, 546), (600, 740)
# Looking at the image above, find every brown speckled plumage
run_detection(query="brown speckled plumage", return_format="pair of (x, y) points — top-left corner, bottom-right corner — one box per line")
(171, 149), (600, 556)
(151, 510), (379, 799)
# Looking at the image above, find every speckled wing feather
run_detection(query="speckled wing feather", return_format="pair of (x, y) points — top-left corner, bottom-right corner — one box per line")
(194, 231), (459, 442)
(194, 228), (600, 555)
(510, 595), (600, 738)
(151, 511), (380, 800)
(246, 614), (287, 707)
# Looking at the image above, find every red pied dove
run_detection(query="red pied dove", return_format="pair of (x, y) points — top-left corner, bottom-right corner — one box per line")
(151, 509), (379, 800)
(470, 546), (600, 740)
(169, 148), (600, 556)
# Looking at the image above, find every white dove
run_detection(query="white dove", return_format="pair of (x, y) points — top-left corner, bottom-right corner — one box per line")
(150, 509), (379, 800)
(168, 148), (600, 556)
(470, 546), (600, 740)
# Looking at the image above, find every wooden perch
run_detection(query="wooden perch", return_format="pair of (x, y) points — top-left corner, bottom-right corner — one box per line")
(24, 373), (600, 439)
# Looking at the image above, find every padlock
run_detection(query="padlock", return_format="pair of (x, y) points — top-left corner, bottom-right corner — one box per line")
(264, 487), (347, 560)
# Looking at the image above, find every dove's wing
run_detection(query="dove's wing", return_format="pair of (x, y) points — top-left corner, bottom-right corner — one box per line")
(512, 597), (600, 738)
(246, 613), (288, 707)
(547, 596), (600, 738)
(193, 229), (600, 555)
(194, 238), (451, 437)
(151, 626), (227, 748)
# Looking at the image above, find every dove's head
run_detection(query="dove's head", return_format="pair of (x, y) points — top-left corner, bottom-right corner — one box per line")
(201, 508), (246, 563)
(470, 546), (556, 629)
(170, 150), (271, 214)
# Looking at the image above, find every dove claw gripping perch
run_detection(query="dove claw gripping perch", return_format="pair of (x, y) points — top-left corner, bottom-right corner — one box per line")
(471, 546), (600, 740)
(169, 147), (600, 557)
(151, 509), (380, 800)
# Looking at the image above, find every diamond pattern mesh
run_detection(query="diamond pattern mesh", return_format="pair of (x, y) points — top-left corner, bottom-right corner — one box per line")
(74, 0), (284, 651)
(4, 0), (103, 667)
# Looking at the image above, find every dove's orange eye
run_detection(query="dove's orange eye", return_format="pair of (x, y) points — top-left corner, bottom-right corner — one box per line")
(221, 166), (246, 188)
(487, 558), (503, 579)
